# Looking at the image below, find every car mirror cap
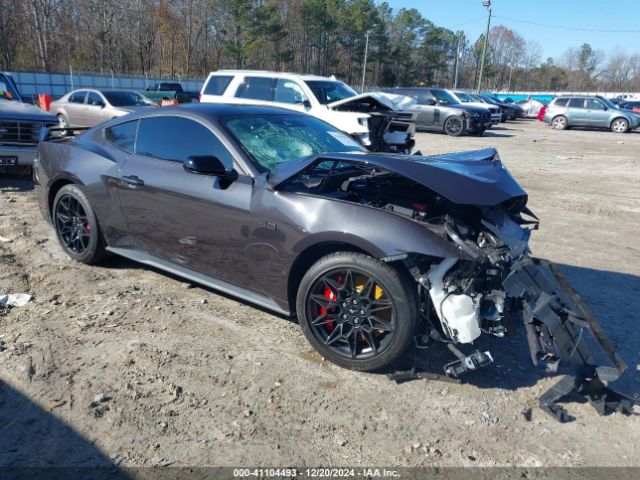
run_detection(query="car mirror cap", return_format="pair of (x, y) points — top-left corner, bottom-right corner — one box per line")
(184, 155), (236, 180)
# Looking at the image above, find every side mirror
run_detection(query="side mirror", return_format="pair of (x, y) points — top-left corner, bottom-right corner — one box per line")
(426, 98), (437, 106)
(294, 95), (311, 108)
(184, 155), (237, 181)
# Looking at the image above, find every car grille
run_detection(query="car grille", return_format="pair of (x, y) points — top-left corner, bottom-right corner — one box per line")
(480, 112), (491, 122)
(0, 120), (57, 146)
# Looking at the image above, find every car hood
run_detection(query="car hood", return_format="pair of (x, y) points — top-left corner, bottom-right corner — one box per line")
(269, 148), (527, 207)
(458, 102), (492, 112)
(451, 103), (492, 114)
(327, 92), (415, 111)
(0, 99), (57, 122)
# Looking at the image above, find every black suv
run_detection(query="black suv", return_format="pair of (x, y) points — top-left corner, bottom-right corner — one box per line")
(386, 88), (493, 136)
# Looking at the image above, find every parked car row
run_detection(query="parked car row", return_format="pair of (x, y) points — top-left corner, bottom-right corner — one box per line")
(4, 67), (640, 176)
(382, 87), (527, 137)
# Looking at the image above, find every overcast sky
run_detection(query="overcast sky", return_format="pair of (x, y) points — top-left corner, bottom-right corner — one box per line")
(384, 0), (640, 61)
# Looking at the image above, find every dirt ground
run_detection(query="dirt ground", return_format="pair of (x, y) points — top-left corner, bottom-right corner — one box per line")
(1, 119), (639, 469)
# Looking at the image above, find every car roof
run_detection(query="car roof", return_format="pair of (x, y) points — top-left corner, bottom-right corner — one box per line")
(96, 89), (141, 93)
(67, 88), (139, 94)
(207, 70), (338, 82)
(120, 102), (310, 122)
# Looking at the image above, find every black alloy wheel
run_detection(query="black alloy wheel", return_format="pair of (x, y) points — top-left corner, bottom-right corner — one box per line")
(307, 267), (395, 358)
(297, 252), (418, 371)
(55, 194), (91, 254)
(444, 116), (465, 136)
(53, 184), (106, 264)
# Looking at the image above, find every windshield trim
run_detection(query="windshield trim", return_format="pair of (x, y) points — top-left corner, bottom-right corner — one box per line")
(304, 80), (357, 105)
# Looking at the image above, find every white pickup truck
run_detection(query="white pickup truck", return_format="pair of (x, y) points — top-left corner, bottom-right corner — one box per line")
(1, 72), (57, 171)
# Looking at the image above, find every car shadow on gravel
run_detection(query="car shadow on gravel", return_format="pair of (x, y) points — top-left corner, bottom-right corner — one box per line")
(97, 255), (294, 321)
(386, 263), (640, 399)
(481, 131), (514, 138)
(0, 380), (130, 478)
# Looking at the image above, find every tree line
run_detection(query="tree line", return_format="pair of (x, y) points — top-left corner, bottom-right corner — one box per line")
(1, 0), (639, 92)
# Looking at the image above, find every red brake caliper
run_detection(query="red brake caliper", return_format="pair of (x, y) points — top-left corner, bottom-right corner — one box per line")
(321, 287), (337, 332)
(320, 274), (342, 332)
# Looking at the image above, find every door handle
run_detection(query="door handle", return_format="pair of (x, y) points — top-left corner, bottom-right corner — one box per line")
(120, 175), (144, 187)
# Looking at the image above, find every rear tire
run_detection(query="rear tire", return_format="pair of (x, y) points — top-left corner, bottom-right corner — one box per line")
(552, 115), (568, 130)
(296, 252), (418, 372)
(52, 184), (106, 264)
(611, 118), (629, 133)
(444, 116), (465, 136)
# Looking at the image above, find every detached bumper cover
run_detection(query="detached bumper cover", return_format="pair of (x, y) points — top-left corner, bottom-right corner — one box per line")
(503, 258), (634, 422)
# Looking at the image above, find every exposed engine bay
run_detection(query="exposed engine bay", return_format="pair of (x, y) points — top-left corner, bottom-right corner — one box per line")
(280, 158), (634, 422)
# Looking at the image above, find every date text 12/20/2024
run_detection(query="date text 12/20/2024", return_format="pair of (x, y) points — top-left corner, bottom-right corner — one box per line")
(233, 468), (400, 478)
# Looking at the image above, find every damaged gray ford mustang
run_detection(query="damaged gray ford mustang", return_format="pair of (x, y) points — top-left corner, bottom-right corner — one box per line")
(34, 104), (633, 421)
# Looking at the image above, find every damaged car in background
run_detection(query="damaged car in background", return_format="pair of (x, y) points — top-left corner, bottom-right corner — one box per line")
(199, 70), (416, 153)
(34, 104), (634, 422)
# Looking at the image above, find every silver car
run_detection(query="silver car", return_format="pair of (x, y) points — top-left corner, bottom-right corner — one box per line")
(543, 96), (640, 133)
(50, 89), (156, 128)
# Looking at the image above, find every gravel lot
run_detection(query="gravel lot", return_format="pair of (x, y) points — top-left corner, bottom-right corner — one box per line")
(1, 119), (639, 469)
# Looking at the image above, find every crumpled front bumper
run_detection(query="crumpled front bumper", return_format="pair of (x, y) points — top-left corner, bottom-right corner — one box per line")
(503, 257), (634, 422)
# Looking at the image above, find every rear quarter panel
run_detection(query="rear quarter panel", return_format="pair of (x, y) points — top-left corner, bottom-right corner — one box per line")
(36, 136), (127, 243)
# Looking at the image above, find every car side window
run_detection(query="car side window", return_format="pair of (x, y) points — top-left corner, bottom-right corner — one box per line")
(274, 79), (306, 104)
(204, 75), (233, 96)
(135, 116), (234, 167)
(568, 98), (585, 108)
(586, 99), (604, 110)
(87, 92), (105, 107)
(553, 98), (568, 107)
(416, 91), (435, 105)
(104, 120), (138, 153)
(69, 91), (87, 104)
(235, 77), (276, 101)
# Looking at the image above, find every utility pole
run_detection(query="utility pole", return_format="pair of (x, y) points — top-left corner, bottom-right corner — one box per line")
(361, 31), (370, 93)
(453, 34), (463, 89)
(477, 0), (492, 93)
(507, 51), (515, 92)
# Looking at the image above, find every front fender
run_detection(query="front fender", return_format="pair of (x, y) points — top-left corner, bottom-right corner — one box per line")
(276, 192), (466, 261)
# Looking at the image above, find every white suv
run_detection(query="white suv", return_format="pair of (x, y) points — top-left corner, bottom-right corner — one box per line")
(199, 70), (415, 153)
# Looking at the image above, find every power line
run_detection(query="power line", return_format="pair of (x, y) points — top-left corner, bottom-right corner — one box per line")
(493, 15), (640, 34)
(447, 17), (486, 28)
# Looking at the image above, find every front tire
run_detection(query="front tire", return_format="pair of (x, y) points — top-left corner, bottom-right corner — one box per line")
(444, 116), (465, 136)
(611, 118), (629, 133)
(53, 184), (106, 264)
(296, 252), (418, 372)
